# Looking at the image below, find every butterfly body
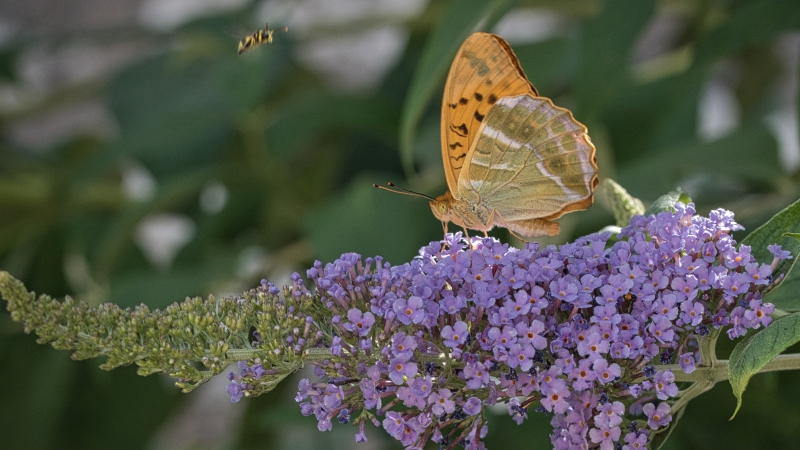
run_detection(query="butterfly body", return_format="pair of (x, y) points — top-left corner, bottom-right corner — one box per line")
(430, 183), (560, 239)
(436, 33), (598, 239)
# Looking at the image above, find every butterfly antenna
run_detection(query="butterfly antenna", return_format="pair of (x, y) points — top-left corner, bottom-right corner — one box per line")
(372, 182), (434, 201)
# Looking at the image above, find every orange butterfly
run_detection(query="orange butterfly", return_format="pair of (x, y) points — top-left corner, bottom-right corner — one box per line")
(378, 32), (598, 240)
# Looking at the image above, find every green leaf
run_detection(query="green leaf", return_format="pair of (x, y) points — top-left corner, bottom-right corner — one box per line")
(643, 189), (691, 216)
(742, 198), (800, 263)
(575, 0), (656, 121)
(693, 1), (800, 69)
(108, 48), (287, 175)
(267, 90), (399, 160)
(762, 233), (800, 302)
(618, 124), (781, 202)
(0, 44), (21, 82)
(600, 178), (645, 227)
(603, 75), (687, 163)
(741, 199), (800, 310)
(648, 1), (800, 151)
(512, 36), (579, 95)
(728, 312), (800, 419)
(398, 0), (517, 177)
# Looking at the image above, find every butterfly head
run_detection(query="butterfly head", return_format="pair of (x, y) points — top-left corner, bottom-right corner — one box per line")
(430, 191), (455, 224)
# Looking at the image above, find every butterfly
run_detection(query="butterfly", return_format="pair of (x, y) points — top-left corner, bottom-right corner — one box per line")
(429, 32), (598, 240)
(376, 32), (598, 240)
(237, 23), (288, 55)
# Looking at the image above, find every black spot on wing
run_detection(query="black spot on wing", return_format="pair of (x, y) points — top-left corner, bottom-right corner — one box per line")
(449, 142), (463, 150)
(474, 92), (483, 102)
(450, 123), (468, 137)
(451, 152), (466, 161)
(459, 97), (469, 105)
(474, 111), (484, 122)
(488, 94), (498, 105)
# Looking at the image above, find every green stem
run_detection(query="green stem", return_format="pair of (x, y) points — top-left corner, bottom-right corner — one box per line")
(225, 347), (455, 363)
(670, 353), (800, 383)
(226, 348), (267, 360)
(665, 351), (800, 415)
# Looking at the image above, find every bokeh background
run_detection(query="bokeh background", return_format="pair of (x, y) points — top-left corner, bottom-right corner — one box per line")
(1, 0), (800, 449)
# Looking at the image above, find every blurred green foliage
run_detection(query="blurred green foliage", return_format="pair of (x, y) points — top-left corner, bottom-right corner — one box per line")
(2, 0), (800, 449)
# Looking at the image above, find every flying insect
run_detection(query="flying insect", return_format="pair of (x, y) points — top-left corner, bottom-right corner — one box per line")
(238, 23), (287, 55)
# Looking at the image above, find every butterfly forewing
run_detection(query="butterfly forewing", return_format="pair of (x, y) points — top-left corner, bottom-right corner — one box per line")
(441, 33), (538, 200)
(458, 94), (598, 222)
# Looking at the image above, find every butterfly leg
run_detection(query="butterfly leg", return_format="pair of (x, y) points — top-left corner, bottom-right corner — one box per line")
(506, 227), (528, 242)
(483, 210), (500, 239)
(441, 221), (450, 248)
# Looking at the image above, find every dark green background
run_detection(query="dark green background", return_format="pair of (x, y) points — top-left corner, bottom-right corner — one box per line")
(2, 0), (800, 449)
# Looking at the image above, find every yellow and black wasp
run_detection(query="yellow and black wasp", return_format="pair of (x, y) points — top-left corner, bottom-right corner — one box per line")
(237, 23), (288, 55)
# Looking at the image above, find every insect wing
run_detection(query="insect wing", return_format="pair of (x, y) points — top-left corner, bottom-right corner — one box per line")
(457, 94), (598, 222)
(238, 33), (257, 54)
(441, 32), (537, 200)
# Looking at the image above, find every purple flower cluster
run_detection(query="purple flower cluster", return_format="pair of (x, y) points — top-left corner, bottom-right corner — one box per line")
(243, 204), (788, 449)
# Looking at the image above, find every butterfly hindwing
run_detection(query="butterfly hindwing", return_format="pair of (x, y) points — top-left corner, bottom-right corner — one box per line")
(458, 94), (598, 222)
(441, 33), (538, 200)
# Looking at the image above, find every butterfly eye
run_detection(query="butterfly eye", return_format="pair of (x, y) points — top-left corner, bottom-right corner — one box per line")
(439, 203), (448, 214)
